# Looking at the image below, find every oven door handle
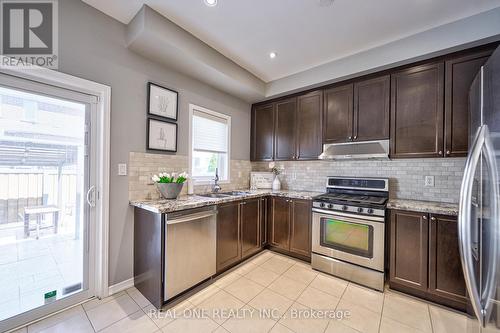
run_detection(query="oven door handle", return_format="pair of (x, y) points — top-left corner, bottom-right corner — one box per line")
(312, 208), (385, 222)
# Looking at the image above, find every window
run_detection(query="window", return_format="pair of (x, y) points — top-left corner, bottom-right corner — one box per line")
(189, 104), (231, 183)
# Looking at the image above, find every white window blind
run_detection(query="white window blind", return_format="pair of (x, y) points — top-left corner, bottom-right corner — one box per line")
(192, 110), (228, 153)
(190, 105), (231, 182)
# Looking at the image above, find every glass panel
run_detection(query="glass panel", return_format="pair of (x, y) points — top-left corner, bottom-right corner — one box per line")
(320, 218), (373, 258)
(192, 150), (228, 181)
(0, 85), (88, 321)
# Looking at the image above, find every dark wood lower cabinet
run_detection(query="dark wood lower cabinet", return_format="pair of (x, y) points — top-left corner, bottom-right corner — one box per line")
(390, 210), (429, 291)
(269, 197), (290, 250)
(216, 201), (241, 272)
(260, 197), (268, 247)
(269, 197), (311, 260)
(289, 199), (312, 257)
(241, 198), (260, 258)
(389, 209), (468, 311)
(428, 214), (468, 305)
(217, 198), (262, 272)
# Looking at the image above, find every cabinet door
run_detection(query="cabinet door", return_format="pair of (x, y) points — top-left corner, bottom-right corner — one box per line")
(259, 197), (268, 247)
(289, 199), (312, 258)
(216, 201), (241, 272)
(354, 75), (390, 141)
(445, 50), (492, 157)
(275, 98), (297, 160)
(391, 62), (444, 158)
(390, 210), (429, 291)
(241, 199), (260, 258)
(269, 197), (290, 250)
(251, 103), (275, 161)
(296, 91), (323, 160)
(323, 84), (354, 143)
(428, 214), (467, 304)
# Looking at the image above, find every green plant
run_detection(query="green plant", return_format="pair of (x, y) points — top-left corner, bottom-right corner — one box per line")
(152, 172), (189, 184)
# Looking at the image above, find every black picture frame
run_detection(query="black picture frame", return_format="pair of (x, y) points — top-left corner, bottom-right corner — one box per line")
(147, 82), (178, 121)
(146, 118), (178, 153)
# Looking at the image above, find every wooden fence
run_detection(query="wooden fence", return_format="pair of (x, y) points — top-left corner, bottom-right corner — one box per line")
(0, 171), (77, 225)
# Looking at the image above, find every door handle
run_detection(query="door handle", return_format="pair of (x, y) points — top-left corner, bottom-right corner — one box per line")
(86, 185), (96, 208)
(478, 125), (499, 325)
(458, 124), (499, 326)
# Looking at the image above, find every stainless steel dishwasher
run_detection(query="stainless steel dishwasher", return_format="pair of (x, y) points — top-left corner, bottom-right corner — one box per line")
(164, 205), (217, 301)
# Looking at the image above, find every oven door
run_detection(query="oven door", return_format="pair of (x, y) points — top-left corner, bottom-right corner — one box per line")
(312, 209), (385, 271)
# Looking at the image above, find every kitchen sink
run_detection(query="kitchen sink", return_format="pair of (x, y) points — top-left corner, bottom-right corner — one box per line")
(198, 191), (250, 198)
(198, 193), (232, 198)
(220, 191), (250, 196)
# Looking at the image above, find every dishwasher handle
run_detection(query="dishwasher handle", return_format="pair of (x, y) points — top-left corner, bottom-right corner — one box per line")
(166, 210), (217, 225)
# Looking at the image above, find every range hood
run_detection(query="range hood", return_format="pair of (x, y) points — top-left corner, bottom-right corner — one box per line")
(318, 140), (390, 160)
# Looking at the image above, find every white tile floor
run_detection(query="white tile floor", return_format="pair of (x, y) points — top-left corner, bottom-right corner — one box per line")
(9, 250), (470, 333)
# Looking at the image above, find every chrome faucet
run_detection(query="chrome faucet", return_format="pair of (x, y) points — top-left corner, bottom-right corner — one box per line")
(212, 168), (221, 193)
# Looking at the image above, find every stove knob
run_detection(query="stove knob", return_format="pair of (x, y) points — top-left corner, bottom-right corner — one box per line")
(319, 202), (325, 208)
(328, 203), (334, 209)
(367, 208), (374, 214)
(357, 207), (364, 213)
(342, 205), (348, 211)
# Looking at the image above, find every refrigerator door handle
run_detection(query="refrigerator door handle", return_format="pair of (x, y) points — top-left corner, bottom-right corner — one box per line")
(480, 125), (499, 326)
(459, 124), (487, 326)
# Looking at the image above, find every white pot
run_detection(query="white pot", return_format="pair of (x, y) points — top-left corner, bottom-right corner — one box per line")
(272, 175), (281, 191)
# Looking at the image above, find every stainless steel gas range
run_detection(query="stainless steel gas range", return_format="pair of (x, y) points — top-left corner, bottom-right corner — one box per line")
(311, 176), (389, 291)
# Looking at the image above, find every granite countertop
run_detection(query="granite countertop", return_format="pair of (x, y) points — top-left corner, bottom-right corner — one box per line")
(387, 198), (459, 216)
(130, 189), (323, 214)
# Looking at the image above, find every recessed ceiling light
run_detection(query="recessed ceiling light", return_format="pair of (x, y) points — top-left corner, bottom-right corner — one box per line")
(204, 0), (217, 7)
(269, 52), (277, 59)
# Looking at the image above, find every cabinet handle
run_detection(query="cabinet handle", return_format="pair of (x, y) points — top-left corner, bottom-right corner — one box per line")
(422, 215), (428, 220)
(431, 216), (436, 221)
(438, 150), (443, 156)
(353, 135), (357, 140)
(446, 150), (451, 156)
(348, 136), (352, 141)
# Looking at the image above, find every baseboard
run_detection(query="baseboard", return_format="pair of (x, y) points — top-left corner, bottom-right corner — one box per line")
(108, 278), (134, 295)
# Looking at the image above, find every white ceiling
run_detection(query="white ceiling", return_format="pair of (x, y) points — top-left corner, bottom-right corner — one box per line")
(82, 0), (500, 83)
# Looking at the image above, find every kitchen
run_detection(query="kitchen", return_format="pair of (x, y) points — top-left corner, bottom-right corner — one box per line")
(1, 1), (500, 333)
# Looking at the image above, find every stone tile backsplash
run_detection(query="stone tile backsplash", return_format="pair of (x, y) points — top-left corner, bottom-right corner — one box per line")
(128, 152), (251, 201)
(252, 158), (466, 203)
(129, 151), (465, 204)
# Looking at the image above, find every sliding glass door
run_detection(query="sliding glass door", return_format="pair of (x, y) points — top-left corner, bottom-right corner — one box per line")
(0, 73), (97, 331)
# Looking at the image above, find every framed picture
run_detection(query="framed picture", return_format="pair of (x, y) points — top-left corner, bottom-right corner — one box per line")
(147, 82), (178, 121)
(147, 118), (177, 152)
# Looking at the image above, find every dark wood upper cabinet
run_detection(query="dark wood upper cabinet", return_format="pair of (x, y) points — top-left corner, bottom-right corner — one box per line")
(251, 103), (275, 161)
(391, 62), (445, 158)
(240, 198), (260, 258)
(445, 50), (492, 157)
(390, 210), (429, 291)
(216, 201), (241, 272)
(428, 214), (467, 305)
(269, 197), (290, 250)
(289, 199), (311, 257)
(323, 83), (354, 143)
(354, 75), (390, 141)
(274, 98), (297, 160)
(296, 91), (323, 160)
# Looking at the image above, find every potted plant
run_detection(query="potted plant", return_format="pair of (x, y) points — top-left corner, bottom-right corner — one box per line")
(151, 172), (189, 199)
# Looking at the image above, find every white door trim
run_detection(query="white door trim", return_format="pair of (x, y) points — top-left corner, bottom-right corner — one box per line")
(0, 58), (111, 299)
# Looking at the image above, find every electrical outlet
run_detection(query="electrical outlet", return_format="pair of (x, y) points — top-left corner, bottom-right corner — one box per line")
(118, 163), (127, 176)
(424, 176), (434, 187)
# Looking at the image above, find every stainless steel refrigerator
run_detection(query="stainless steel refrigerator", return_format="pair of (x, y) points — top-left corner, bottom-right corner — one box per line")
(460, 45), (500, 333)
